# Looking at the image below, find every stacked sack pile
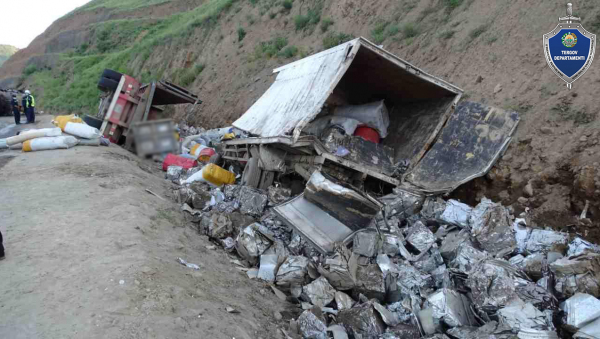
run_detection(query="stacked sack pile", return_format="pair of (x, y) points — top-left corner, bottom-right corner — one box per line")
(0, 115), (110, 152)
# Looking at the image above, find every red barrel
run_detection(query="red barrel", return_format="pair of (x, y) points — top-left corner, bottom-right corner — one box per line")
(354, 126), (380, 143)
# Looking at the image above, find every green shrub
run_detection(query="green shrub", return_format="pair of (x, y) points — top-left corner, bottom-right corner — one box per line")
(371, 22), (401, 44)
(282, 0), (292, 10)
(279, 45), (298, 58)
(469, 24), (489, 39)
(238, 27), (247, 41)
(249, 0), (258, 5)
(439, 30), (455, 40)
(269, 12), (277, 19)
(179, 64), (205, 87)
(23, 64), (38, 76)
(255, 36), (289, 58)
(321, 18), (334, 33)
(444, 0), (463, 9)
(323, 32), (353, 49)
(295, 14), (310, 30)
(247, 14), (256, 25)
(403, 23), (419, 38)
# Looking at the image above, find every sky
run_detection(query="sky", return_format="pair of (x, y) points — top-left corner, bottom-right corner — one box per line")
(0, 0), (92, 49)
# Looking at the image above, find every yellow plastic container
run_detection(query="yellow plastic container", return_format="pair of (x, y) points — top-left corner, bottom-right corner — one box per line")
(54, 115), (83, 131)
(202, 164), (236, 186)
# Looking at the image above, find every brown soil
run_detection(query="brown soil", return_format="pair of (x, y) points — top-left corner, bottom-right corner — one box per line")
(0, 115), (292, 339)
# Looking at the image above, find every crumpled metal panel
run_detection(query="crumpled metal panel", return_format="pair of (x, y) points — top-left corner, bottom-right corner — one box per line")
(380, 324), (421, 339)
(469, 198), (516, 255)
(469, 260), (524, 312)
(525, 229), (569, 254)
(516, 329), (559, 339)
(257, 247), (280, 282)
(327, 325), (349, 339)
(427, 288), (476, 327)
(337, 303), (385, 338)
(235, 223), (272, 264)
(353, 231), (380, 257)
(497, 301), (553, 332)
(574, 317), (600, 339)
(379, 188), (425, 219)
(387, 263), (434, 302)
(550, 253), (600, 298)
(563, 293), (600, 331)
(354, 264), (386, 301)
(297, 309), (328, 339)
(406, 221), (436, 254)
(439, 200), (473, 228)
(335, 291), (354, 310)
(276, 256), (309, 286)
(568, 237), (600, 257)
(406, 101), (519, 194)
(303, 276), (336, 307)
(373, 302), (402, 326)
(238, 186), (268, 216)
(232, 41), (354, 138)
(450, 241), (488, 274)
(304, 171), (381, 232)
(318, 246), (357, 290)
(440, 230), (470, 262)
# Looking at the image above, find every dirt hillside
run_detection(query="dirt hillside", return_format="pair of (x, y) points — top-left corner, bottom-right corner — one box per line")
(0, 45), (18, 67)
(1, 0), (600, 239)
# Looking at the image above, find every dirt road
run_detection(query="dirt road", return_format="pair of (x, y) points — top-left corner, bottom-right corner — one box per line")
(0, 116), (286, 339)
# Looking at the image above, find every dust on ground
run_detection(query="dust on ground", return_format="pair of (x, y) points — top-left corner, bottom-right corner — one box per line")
(0, 115), (290, 339)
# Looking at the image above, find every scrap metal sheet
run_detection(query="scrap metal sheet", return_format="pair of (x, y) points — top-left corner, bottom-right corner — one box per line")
(232, 41), (354, 137)
(406, 101), (519, 194)
(273, 194), (353, 254)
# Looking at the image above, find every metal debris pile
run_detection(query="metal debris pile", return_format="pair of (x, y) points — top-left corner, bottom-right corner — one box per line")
(170, 167), (600, 338)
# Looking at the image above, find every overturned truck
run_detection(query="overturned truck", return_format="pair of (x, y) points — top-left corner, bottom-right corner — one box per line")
(223, 37), (519, 253)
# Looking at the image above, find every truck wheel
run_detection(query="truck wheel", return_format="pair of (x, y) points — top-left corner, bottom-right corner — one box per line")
(102, 69), (123, 82)
(98, 77), (119, 92)
(83, 115), (103, 129)
(208, 154), (222, 166)
(241, 157), (261, 188)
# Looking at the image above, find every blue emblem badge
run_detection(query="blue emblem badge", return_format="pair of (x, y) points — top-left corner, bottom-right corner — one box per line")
(544, 3), (596, 89)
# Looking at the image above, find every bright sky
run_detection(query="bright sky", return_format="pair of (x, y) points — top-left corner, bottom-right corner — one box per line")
(0, 0), (92, 49)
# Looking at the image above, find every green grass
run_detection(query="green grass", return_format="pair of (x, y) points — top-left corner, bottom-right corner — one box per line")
(444, 0), (463, 9)
(28, 0), (239, 115)
(320, 18), (334, 33)
(323, 32), (353, 49)
(402, 23), (419, 38)
(469, 24), (490, 39)
(78, 0), (169, 12)
(178, 64), (206, 87)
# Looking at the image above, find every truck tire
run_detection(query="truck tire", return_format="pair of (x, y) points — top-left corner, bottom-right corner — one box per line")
(208, 154), (222, 166)
(241, 157), (261, 188)
(98, 77), (119, 92)
(102, 69), (123, 82)
(83, 115), (103, 129)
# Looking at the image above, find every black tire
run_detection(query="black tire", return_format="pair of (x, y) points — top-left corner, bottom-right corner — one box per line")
(241, 157), (261, 188)
(83, 115), (103, 129)
(97, 77), (118, 92)
(102, 69), (123, 82)
(208, 153), (222, 166)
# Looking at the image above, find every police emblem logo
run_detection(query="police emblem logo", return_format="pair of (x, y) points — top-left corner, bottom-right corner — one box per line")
(543, 3), (596, 89)
(562, 32), (577, 47)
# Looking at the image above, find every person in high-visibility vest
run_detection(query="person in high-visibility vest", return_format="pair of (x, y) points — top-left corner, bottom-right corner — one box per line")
(24, 90), (35, 123)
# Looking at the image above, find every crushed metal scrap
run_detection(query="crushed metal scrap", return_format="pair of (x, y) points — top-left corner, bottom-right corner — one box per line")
(164, 37), (600, 339)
